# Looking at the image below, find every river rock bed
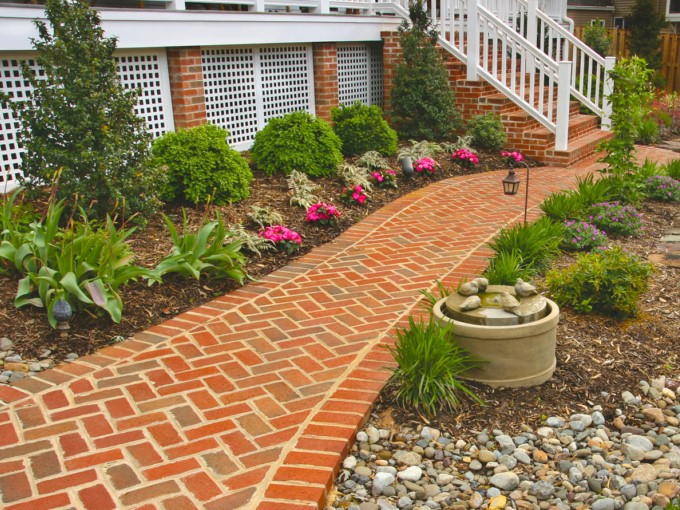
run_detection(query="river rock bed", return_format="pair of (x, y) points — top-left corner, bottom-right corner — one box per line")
(327, 377), (680, 510)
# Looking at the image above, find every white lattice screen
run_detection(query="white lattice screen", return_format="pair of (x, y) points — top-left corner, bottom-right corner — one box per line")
(337, 43), (384, 109)
(0, 50), (173, 193)
(201, 45), (315, 151)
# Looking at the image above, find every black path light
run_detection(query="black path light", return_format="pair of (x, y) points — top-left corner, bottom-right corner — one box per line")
(501, 151), (530, 225)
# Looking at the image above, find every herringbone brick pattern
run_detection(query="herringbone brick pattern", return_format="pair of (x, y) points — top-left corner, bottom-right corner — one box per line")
(0, 149), (675, 509)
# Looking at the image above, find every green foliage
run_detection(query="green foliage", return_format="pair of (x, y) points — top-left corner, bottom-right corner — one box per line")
(645, 176), (680, 202)
(664, 498), (679, 510)
(573, 174), (616, 206)
(419, 280), (452, 313)
(598, 57), (655, 181)
(246, 206), (283, 229)
(0, 0), (165, 219)
(587, 202), (643, 236)
(487, 217), (565, 273)
(663, 159), (680, 180)
(250, 110), (343, 177)
(625, 0), (666, 71)
(225, 223), (275, 256)
(467, 113), (507, 152)
(440, 136), (474, 155)
(483, 250), (531, 285)
(636, 118), (660, 144)
(287, 170), (321, 209)
(397, 140), (444, 162)
(546, 246), (653, 319)
(154, 210), (246, 283)
(358, 151), (391, 171)
(391, 1), (462, 140)
(1, 197), (154, 328)
(151, 124), (252, 206)
(636, 159), (661, 181)
(539, 192), (584, 222)
(562, 220), (608, 252)
(337, 164), (373, 191)
(583, 21), (611, 57)
(384, 315), (483, 416)
(331, 102), (397, 157)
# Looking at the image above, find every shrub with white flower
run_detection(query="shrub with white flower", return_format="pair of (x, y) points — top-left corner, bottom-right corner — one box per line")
(646, 175), (680, 202)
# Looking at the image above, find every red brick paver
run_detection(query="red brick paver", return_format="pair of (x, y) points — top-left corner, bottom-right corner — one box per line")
(0, 148), (675, 509)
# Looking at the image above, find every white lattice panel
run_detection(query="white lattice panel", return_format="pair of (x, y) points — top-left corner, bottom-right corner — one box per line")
(259, 46), (314, 121)
(202, 48), (258, 146)
(338, 43), (384, 109)
(201, 45), (314, 150)
(0, 51), (173, 193)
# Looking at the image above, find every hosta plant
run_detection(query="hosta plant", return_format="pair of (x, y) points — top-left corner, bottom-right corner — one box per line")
(306, 203), (341, 225)
(546, 246), (653, 319)
(370, 168), (398, 189)
(587, 202), (643, 236)
(259, 225), (302, 254)
(154, 210), (246, 282)
(645, 175), (680, 202)
(562, 220), (608, 252)
(384, 315), (483, 416)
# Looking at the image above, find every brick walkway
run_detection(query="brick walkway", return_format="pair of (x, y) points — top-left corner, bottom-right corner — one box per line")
(0, 148), (676, 510)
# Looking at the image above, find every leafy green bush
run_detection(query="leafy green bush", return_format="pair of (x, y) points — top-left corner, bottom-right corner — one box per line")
(645, 176), (680, 202)
(467, 113), (507, 152)
(636, 118), (660, 144)
(151, 124), (252, 206)
(546, 246), (654, 318)
(391, 0), (462, 140)
(487, 217), (564, 272)
(251, 110), (343, 177)
(483, 250), (531, 285)
(1, 197), (154, 327)
(154, 210), (246, 282)
(0, 0), (165, 219)
(384, 315), (483, 416)
(583, 20), (611, 57)
(562, 220), (608, 252)
(540, 192), (583, 222)
(573, 174), (615, 206)
(331, 102), (397, 157)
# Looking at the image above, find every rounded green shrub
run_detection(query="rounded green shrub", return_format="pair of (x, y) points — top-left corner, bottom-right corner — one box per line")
(151, 124), (253, 206)
(250, 110), (343, 177)
(467, 113), (507, 152)
(331, 102), (397, 157)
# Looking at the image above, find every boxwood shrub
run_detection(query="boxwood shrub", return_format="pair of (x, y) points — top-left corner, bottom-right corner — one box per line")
(331, 102), (397, 157)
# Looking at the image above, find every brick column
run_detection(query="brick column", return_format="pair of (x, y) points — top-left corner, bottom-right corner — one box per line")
(312, 43), (338, 121)
(167, 47), (207, 129)
(381, 31), (402, 119)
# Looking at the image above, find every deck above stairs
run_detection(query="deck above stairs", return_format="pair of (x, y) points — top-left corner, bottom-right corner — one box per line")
(443, 57), (612, 166)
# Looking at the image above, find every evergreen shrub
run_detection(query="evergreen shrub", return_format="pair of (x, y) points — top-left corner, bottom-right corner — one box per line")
(467, 113), (507, 152)
(331, 102), (397, 157)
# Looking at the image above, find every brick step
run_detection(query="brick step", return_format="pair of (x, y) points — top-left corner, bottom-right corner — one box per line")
(523, 114), (600, 143)
(542, 128), (613, 166)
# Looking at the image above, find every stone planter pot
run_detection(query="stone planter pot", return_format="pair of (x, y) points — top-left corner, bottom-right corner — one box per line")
(433, 296), (559, 388)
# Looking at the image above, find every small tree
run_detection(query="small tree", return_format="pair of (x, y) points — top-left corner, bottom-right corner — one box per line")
(625, 0), (666, 72)
(1, 0), (165, 219)
(391, 0), (462, 140)
(583, 20), (611, 57)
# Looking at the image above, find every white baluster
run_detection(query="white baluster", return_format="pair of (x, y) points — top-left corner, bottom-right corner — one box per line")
(556, 61), (571, 151)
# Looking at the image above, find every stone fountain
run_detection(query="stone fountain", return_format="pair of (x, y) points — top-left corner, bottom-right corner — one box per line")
(433, 280), (559, 388)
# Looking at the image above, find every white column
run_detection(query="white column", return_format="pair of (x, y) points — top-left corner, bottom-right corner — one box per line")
(466, 0), (479, 81)
(601, 56), (615, 131)
(555, 61), (571, 151)
(526, 0), (537, 72)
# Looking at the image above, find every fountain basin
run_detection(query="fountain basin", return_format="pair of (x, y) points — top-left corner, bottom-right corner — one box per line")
(433, 292), (559, 388)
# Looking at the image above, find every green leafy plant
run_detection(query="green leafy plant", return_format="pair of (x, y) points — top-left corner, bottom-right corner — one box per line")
(636, 159), (661, 182)
(151, 124), (253, 206)
(391, 0), (463, 140)
(226, 223), (275, 256)
(467, 113), (507, 152)
(546, 246), (654, 319)
(154, 210), (246, 282)
(562, 220), (608, 252)
(397, 140), (444, 162)
(331, 102), (397, 157)
(358, 151), (391, 171)
(587, 202), (643, 236)
(573, 174), (615, 206)
(0, 0), (165, 219)
(625, 0), (666, 73)
(583, 20), (611, 57)
(645, 176), (680, 202)
(250, 110), (343, 178)
(664, 498), (679, 510)
(384, 315), (483, 416)
(287, 170), (321, 209)
(337, 164), (373, 191)
(440, 135), (474, 154)
(487, 217), (564, 272)
(247, 206), (283, 229)
(636, 118), (660, 144)
(483, 250), (531, 285)
(419, 280), (453, 313)
(258, 225), (302, 255)
(539, 192), (584, 222)
(663, 159), (680, 180)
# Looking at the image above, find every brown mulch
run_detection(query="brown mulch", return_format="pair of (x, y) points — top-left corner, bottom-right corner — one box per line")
(0, 149), (515, 360)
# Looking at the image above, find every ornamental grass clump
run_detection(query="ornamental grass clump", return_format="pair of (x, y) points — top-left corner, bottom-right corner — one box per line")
(414, 157), (440, 174)
(546, 246), (654, 319)
(305, 203), (341, 225)
(588, 202), (643, 236)
(451, 148), (479, 170)
(562, 220), (608, 252)
(645, 175), (680, 202)
(384, 316), (483, 416)
(370, 169), (398, 189)
(258, 225), (302, 254)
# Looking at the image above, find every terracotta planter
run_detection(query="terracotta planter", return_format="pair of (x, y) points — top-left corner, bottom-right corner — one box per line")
(433, 296), (559, 388)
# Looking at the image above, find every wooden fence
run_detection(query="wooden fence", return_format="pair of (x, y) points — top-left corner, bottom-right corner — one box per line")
(573, 27), (680, 93)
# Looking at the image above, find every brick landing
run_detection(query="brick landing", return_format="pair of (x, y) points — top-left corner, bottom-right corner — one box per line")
(0, 148), (676, 510)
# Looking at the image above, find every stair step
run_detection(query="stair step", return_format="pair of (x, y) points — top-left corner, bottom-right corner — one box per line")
(524, 114), (600, 142)
(543, 129), (613, 167)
